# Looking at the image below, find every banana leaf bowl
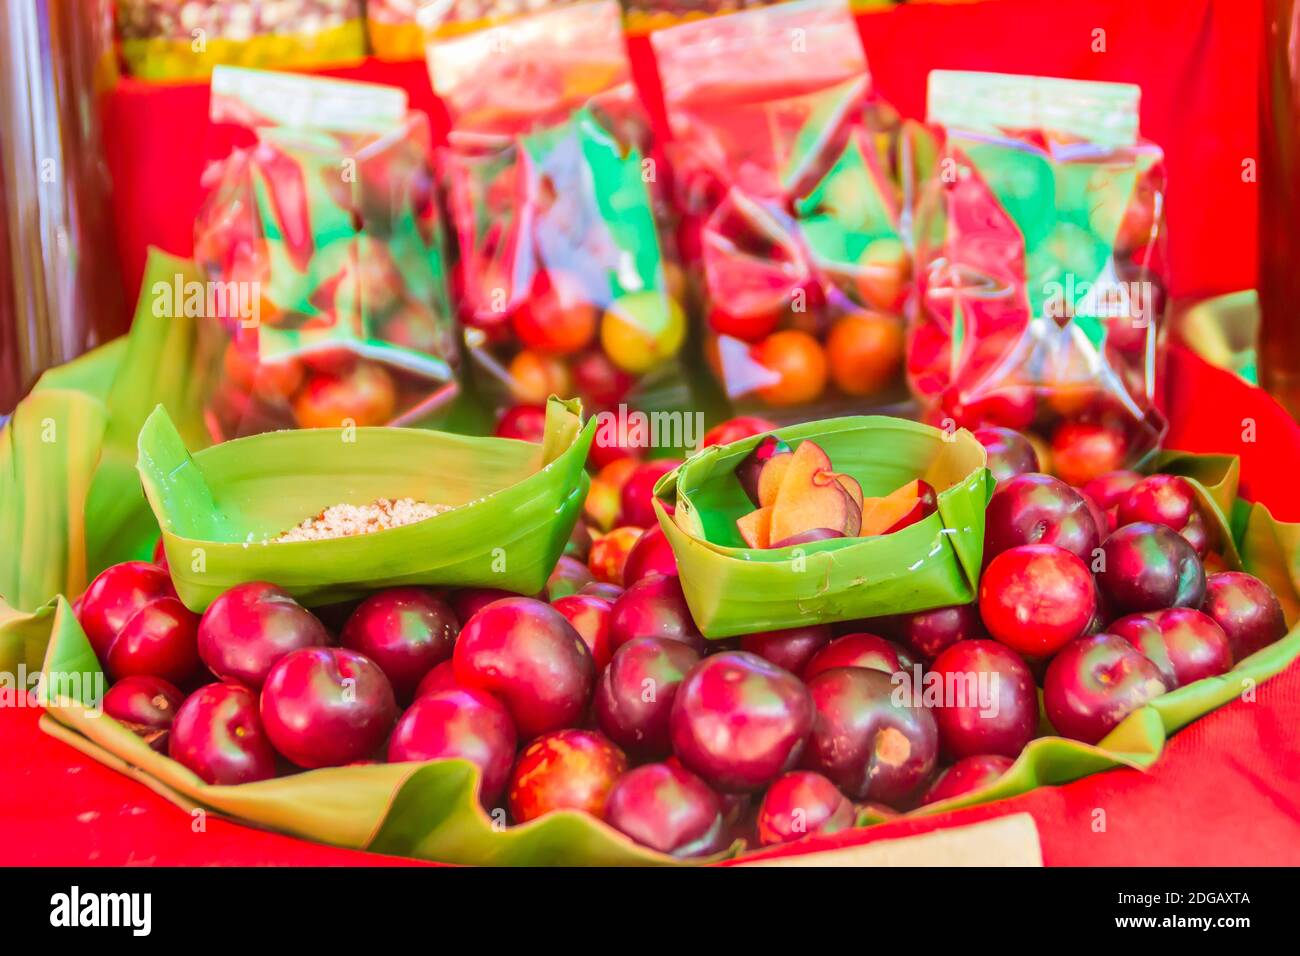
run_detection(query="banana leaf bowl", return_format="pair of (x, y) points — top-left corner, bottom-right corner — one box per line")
(139, 395), (594, 612)
(654, 416), (992, 638)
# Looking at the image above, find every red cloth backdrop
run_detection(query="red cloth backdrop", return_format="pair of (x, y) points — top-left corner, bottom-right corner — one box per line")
(7, 0), (1289, 866)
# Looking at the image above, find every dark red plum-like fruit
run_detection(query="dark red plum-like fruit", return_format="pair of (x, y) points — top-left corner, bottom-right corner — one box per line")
(983, 473), (1100, 563)
(580, 581), (624, 602)
(756, 771), (855, 846)
(340, 587), (457, 701)
(979, 544), (1096, 656)
(102, 675), (184, 753)
(739, 625), (832, 676)
(507, 729), (627, 823)
(545, 555), (595, 601)
(447, 587), (515, 625)
(736, 434), (792, 506)
(1043, 634), (1170, 744)
(802, 632), (915, 682)
(1109, 608), (1233, 689)
(1117, 474), (1197, 535)
(453, 597), (595, 738)
(1097, 522), (1206, 613)
(595, 637), (700, 758)
(169, 682), (277, 785)
(670, 651), (813, 793)
(387, 688), (517, 807)
(608, 574), (705, 655)
(702, 416), (780, 449)
(198, 582), (330, 691)
(921, 754), (1015, 806)
(1082, 470), (1143, 531)
(414, 659), (460, 698)
(551, 593), (615, 670)
(802, 667), (938, 806)
(77, 561), (201, 685)
(620, 459), (681, 528)
(927, 640), (1037, 759)
(603, 761), (729, 857)
(260, 647), (398, 768)
(622, 524), (679, 585)
(1201, 571), (1288, 662)
(972, 427), (1039, 483)
(893, 604), (983, 660)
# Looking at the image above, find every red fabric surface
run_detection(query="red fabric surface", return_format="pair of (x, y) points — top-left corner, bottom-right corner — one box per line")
(102, 0), (1257, 309)
(3, 345), (1299, 866)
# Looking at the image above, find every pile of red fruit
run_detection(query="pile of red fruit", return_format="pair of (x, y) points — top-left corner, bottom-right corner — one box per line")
(74, 417), (1288, 859)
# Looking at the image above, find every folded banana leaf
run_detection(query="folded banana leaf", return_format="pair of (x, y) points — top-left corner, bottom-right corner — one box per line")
(37, 597), (723, 866)
(655, 417), (991, 638)
(140, 396), (595, 611)
(0, 249), (211, 674)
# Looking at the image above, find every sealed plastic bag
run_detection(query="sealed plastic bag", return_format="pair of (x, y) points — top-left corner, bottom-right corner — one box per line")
(428, 1), (690, 422)
(653, 0), (908, 418)
(114, 0), (366, 81)
(193, 68), (459, 441)
(907, 71), (1168, 485)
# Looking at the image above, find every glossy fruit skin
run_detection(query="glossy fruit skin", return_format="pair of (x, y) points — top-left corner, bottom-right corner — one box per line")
(670, 651), (814, 793)
(973, 427), (1040, 483)
(453, 597), (595, 739)
(802, 667), (938, 806)
(169, 682), (277, 785)
(1117, 474), (1196, 531)
(753, 330), (828, 406)
(260, 647), (398, 768)
(551, 593), (615, 671)
(736, 434), (792, 506)
(545, 555), (595, 601)
(102, 675), (184, 753)
(802, 632), (915, 682)
(620, 460), (680, 528)
(983, 473), (1100, 563)
(580, 581), (624, 602)
(608, 573), (705, 655)
(1109, 608), (1233, 689)
(1201, 571), (1288, 662)
(893, 604), (983, 661)
(756, 771), (855, 846)
(1043, 633), (1170, 744)
(507, 729), (628, 823)
(339, 587), (458, 702)
(1083, 470), (1143, 513)
(197, 582), (330, 691)
(622, 524), (679, 585)
(921, 754), (1015, 806)
(603, 761), (729, 857)
(387, 688), (517, 807)
(739, 625), (832, 676)
(414, 660), (460, 698)
(595, 637), (700, 758)
(979, 544), (1096, 656)
(447, 587), (515, 625)
(587, 526), (643, 586)
(78, 561), (201, 685)
(1097, 522), (1206, 613)
(770, 528), (846, 548)
(927, 640), (1037, 759)
(495, 404), (547, 442)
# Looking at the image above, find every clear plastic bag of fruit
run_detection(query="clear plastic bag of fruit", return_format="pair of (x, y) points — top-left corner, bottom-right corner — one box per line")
(427, 1), (691, 419)
(366, 0), (582, 60)
(113, 0), (367, 81)
(193, 68), (460, 441)
(652, 0), (909, 417)
(906, 71), (1169, 486)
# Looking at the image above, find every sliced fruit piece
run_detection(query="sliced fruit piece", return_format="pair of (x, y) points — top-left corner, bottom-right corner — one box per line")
(859, 479), (937, 537)
(884, 479), (938, 534)
(769, 441), (862, 543)
(736, 435), (792, 506)
(737, 507), (774, 549)
(756, 451), (794, 508)
(770, 528), (846, 549)
(835, 473), (864, 510)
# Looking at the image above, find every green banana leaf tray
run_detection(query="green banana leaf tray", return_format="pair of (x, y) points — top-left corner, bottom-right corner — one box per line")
(655, 417), (992, 638)
(138, 396), (594, 612)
